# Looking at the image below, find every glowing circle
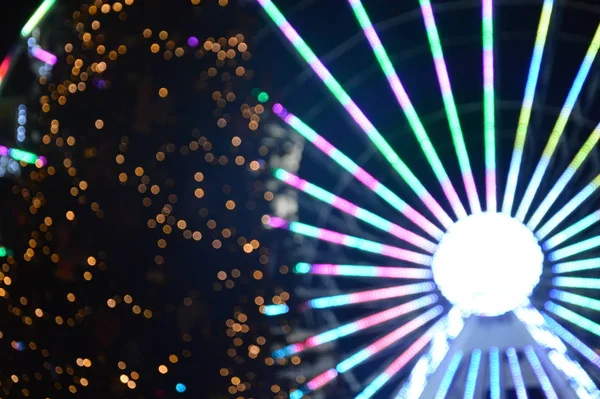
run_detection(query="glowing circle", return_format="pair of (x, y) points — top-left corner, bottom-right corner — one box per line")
(431, 212), (543, 317)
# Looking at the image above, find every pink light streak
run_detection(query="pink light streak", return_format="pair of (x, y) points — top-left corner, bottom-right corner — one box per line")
(309, 283), (434, 308)
(307, 369), (338, 390)
(0, 55), (11, 81)
(310, 264), (432, 279)
(31, 46), (57, 65)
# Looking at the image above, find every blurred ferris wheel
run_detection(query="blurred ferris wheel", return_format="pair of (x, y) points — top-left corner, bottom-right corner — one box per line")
(259, 0), (600, 398)
(0, 0), (55, 176)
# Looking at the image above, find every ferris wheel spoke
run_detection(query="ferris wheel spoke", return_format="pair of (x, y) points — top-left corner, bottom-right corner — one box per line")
(273, 295), (438, 359)
(544, 210), (600, 250)
(535, 174), (600, 240)
(515, 24), (600, 222)
(354, 321), (442, 399)
(523, 346), (559, 399)
(482, 0), (497, 212)
(550, 289), (600, 312)
(541, 313), (600, 369)
(489, 347), (501, 399)
(528, 123), (600, 231)
(394, 309), (465, 399)
(266, 217), (432, 264)
(516, 307), (599, 393)
(0, 54), (12, 89)
(21, 0), (56, 38)
(545, 301), (600, 337)
(294, 263), (432, 280)
(552, 277), (600, 290)
(273, 106), (444, 239)
(507, 347), (529, 399)
(274, 169), (437, 252)
(348, 0), (470, 218)
(306, 283), (436, 309)
(434, 351), (463, 399)
(258, 0), (455, 227)
(289, 306), (443, 399)
(464, 349), (482, 399)
(30, 45), (57, 66)
(503, 0), (554, 215)
(553, 258), (600, 274)
(548, 235), (600, 261)
(417, 0), (483, 215)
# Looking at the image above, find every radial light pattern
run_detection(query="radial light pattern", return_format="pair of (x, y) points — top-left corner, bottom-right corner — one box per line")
(258, 0), (600, 397)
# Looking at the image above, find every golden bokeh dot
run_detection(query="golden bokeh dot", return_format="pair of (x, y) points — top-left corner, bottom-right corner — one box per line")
(158, 87), (169, 97)
(95, 119), (104, 129)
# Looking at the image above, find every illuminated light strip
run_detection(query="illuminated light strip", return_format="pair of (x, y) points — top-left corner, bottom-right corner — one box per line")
(550, 290), (600, 312)
(417, 0), (481, 215)
(503, 0), (554, 214)
(336, 306), (441, 373)
(549, 235), (600, 261)
(30, 45), (57, 65)
(306, 369), (338, 391)
(294, 263), (433, 279)
(516, 306), (599, 394)
(0, 145), (46, 167)
(272, 295), (438, 358)
(535, 174), (600, 240)
(348, 0), (469, 218)
(553, 277), (600, 290)
(307, 283), (435, 309)
(0, 55), (11, 85)
(541, 313), (600, 368)
(261, 304), (289, 316)
(394, 309), (465, 399)
(544, 210), (600, 250)
(435, 351), (463, 399)
(490, 347), (500, 399)
(516, 24), (600, 221)
(464, 349), (482, 399)
(545, 301), (600, 337)
(274, 106), (444, 239)
(291, 307), (443, 398)
(523, 346), (558, 399)
(266, 217), (432, 265)
(275, 169), (437, 252)
(354, 322), (441, 399)
(482, 0), (496, 212)
(553, 258), (600, 274)
(507, 348), (528, 399)
(21, 0), (57, 38)
(528, 124), (600, 230)
(258, 0), (454, 228)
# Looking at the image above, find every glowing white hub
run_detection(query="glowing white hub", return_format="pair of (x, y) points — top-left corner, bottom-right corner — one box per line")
(432, 212), (543, 317)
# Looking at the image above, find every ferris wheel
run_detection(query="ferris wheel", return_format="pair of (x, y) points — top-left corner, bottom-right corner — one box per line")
(258, 0), (600, 397)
